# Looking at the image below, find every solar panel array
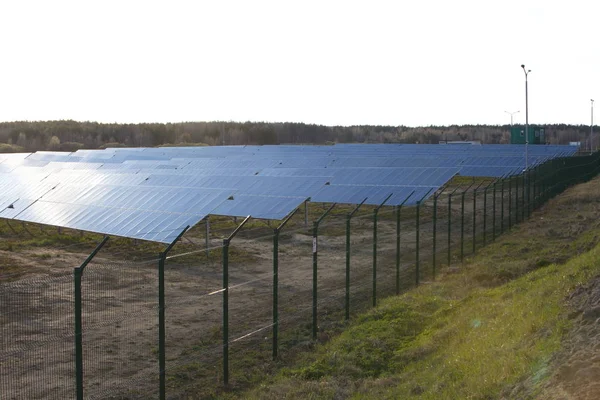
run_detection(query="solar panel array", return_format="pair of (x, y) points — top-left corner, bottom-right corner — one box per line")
(0, 144), (577, 243)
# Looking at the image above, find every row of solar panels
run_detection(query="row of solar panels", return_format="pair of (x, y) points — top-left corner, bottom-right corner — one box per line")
(0, 154), (564, 177)
(0, 144), (577, 243)
(0, 170), (457, 243)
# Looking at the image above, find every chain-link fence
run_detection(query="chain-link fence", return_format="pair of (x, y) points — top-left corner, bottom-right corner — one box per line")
(1, 151), (599, 399)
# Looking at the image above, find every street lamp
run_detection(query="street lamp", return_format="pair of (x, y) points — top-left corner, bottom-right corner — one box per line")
(591, 99), (595, 152)
(521, 64), (531, 170)
(504, 110), (520, 126)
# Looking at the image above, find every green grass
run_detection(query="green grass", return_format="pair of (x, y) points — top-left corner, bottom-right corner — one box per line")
(242, 244), (599, 400)
(235, 178), (600, 400)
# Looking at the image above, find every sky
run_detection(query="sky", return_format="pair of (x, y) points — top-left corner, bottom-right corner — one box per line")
(1, 0), (599, 127)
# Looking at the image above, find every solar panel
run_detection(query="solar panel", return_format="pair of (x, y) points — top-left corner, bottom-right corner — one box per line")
(0, 143), (578, 242)
(211, 194), (306, 220)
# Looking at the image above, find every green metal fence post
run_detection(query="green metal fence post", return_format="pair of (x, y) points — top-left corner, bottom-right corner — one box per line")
(272, 231), (278, 358)
(526, 169), (531, 217)
(74, 236), (109, 400)
(159, 254), (167, 397)
(74, 268), (83, 399)
(492, 181), (497, 241)
(312, 220), (318, 337)
(373, 194), (393, 307)
(501, 179), (505, 234)
(221, 218), (249, 386)
(346, 199), (366, 320)
(527, 170), (532, 215)
(415, 189), (433, 285)
(222, 240), (230, 385)
(483, 186), (488, 246)
(159, 228), (188, 398)
(432, 193), (438, 279)
(472, 188), (477, 254)
(396, 205), (401, 294)
(373, 211), (377, 306)
(508, 176), (512, 230)
(313, 204), (336, 340)
(531, 165), (540, 212)
(273, 208), (299, 359)
(416, 200), (420, 285)
(395, 192), (414, 295)
(515, 175), (520, 225)
(448, 193), (452, 266)
(521, 171), (528, 222)
(470, 182), (484, 255)
(446, 186), (460, 267)
(460, 190), (465, 263)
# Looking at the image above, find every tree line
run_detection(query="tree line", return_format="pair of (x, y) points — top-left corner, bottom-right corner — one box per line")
(0, 120), (594, 152)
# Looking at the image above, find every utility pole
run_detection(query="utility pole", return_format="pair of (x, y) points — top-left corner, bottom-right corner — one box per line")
(521, 65), (531, 170)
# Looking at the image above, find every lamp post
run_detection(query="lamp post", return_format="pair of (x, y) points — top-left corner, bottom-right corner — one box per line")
(521, 64), (531, 170)
(591, 99), (595, 152)
(504, 110), (520, 127)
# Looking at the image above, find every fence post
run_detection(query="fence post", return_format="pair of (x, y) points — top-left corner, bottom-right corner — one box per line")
(273, 209), (299, 359)
(472, 188), (477, 254)
(395, 193), (413, 295)
(528, 169), (533, 216)
(532, 167), (538, 210)
(521, 171), (529, 222)
(515, 175), (519, 225)
(460, 190), (465, 263)
(74, 237), (109, 400)
(501, 179), (505, 234)
(447, 193), (452, 266)
(74, 268), (83, 400)
(396, 205), (401, 295)
(159, 227), (189, 398)
(205, 217), (210, 257)
(313, 204), (336, 340)
(415, 201), (420, 285)
(345, 199), (365, 320)
(272, 230), (279, 358)
(221, 218), (249, 386)
(492, 181), (497, 241)
(432, 193), (438, 279)
(415, 189), (431, 286)
(373, 194), (392, 307)
(222, 240), (230, 385)
(508, 177), (512, 230)
(483, 185), (488, 246)
(373, 210), (378, 305)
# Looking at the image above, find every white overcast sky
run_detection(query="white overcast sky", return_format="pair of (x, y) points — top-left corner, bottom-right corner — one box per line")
(1, 0), (599, 127)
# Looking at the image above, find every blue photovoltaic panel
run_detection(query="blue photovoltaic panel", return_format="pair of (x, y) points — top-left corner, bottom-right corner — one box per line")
(311, 185), (435, 206)
(141, 175), (330, 197)
(0, 198), (41, 219)
(329, 168), (459, 186)
(0, 144), (579, 242)
(211, 194), (306, 219)
(0, 197), (18, 212)
(459, 166), (522, 177)
(0, 180), (57, 202)
(43, 171), (151, 187)
(41, 185), (234, 215)
(15, 201), (204, 243)
(257, 168), (334, 177)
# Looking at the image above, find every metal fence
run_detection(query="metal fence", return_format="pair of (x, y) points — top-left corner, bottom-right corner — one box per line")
(1, 151), (599, 399)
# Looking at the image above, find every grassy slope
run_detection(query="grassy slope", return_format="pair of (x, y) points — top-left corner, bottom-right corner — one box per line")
(238, 178), (600, 399)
